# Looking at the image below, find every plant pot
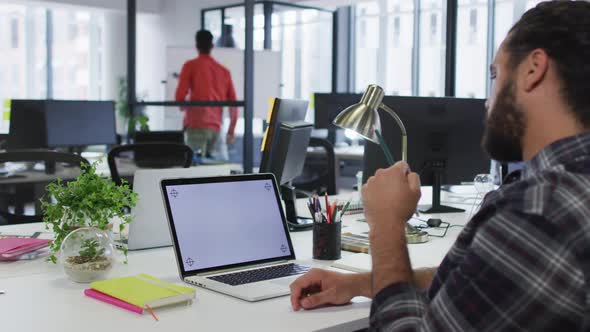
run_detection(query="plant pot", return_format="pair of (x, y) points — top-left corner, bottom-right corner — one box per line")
(60, 227), (115, 283)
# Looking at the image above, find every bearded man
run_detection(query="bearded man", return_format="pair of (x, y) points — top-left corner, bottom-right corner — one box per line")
(290, 1), (590, 330)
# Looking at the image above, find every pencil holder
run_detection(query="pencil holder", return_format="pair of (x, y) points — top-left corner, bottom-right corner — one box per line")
(313, 222), (341, 260)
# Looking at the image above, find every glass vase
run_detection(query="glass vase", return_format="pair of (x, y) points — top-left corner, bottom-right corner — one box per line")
(60, 227), (115, 283)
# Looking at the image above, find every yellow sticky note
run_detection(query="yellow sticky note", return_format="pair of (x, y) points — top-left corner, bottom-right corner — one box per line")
(3, 99), (11, 110)
(309, 93), (315, 109)
(266, 97), (276, 123)
(3, 111), (10, 121)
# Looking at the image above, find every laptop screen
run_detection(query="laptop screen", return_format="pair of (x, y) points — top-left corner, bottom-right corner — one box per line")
(162, 175), (295, 275)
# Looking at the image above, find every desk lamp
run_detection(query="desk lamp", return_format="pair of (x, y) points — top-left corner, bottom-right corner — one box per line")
(333, 84), (428, 244)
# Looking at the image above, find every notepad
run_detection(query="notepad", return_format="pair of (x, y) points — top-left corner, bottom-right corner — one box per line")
(88, 274), (196, 310)
(0, 237), (51, 260)
(330, 253), (372, 273)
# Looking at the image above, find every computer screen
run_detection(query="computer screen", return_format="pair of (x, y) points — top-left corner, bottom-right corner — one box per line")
(164, 178), (292, 273)
(362, 96), (489, 213)
(259, 98), (309, 179)
(45, 100), (117, 147)
(259, 98), (313, 229)
(363, 96), (489, 185)
(134, 131), (184, 144)
(314, 93), (361, 129)
(266, 122), (313, 186)
(6, 100), (48, 150)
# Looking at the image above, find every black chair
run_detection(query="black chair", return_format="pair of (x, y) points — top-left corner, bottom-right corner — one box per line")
(0, 149), (89, 225)
(107, 143), (194, 186)
(293, 137), (337, 196)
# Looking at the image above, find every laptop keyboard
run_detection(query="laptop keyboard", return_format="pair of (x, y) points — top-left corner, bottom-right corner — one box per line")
(207, 263), (311, 286)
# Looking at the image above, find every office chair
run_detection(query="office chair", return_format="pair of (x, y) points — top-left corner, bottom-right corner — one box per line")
(107, 143), (194, 186)
(293, 137), (337, 196)
(0, 149), (89, 225)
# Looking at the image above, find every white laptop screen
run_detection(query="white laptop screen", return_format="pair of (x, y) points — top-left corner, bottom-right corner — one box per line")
(163, 176), (294, 273)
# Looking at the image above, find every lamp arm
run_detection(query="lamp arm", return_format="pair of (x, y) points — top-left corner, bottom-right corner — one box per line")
(379, 103), (408, 162)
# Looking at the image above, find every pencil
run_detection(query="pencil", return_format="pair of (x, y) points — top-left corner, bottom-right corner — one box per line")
(341, 201), (351, 215)
(325, 193), (331, 223)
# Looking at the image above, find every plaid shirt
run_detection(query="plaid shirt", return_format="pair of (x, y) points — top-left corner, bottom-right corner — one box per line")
(370, 133), (590, 331)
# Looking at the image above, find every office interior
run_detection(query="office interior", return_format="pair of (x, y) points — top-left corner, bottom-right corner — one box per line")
(0, 0), (547, 329)
(0, 0), (539, 200)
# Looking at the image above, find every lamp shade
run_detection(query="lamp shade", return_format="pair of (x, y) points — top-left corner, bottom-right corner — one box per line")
(332, 85), (385, 143)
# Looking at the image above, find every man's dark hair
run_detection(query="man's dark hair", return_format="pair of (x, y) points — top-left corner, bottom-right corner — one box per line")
(506, 1), (590, 126)
(195, 30), (214, 54)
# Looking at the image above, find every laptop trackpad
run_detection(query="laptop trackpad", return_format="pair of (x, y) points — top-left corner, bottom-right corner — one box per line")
(270, 275), (298, 287)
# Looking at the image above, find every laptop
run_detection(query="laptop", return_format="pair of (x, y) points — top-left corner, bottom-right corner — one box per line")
(161, 173), (311, 302)
(124, 166), (232, 251)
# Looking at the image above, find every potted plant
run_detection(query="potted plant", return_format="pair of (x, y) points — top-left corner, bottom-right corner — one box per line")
(60, 227), (115, 283)
(41, 162), (138, 265)
(116, 77), (150, 139)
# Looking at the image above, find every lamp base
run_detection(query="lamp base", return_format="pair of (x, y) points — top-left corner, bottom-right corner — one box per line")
(418, 204), (464, 214)
(406, 224), (429, 244)
(287, 217), (314, 232)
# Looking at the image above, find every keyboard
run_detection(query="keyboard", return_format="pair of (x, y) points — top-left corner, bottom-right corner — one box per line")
(208, 263), (310, 286)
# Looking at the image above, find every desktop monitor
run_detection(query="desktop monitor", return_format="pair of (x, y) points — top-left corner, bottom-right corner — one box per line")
(362, 96), (490, 213)
(260, 98), (309, 173)
(44, 100), (117, 148)
(314, 93), (361, 129)
(265, 121), (313, 186)
(6, 100), (48, 150)
(260, 98), (312, 230)
(314, 93), (362, 143)
(133, 131), (186, 167)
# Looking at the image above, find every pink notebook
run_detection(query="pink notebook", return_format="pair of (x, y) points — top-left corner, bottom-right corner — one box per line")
(0, 238), (51, 259)
(84, 289), (143, 314)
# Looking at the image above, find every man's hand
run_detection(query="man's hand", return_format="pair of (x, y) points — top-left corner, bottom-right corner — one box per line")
(290, 269), (371, 311)
(361, 161), (422, 295)
(226, 132), (235, 145)
(361, 161), (421, 231)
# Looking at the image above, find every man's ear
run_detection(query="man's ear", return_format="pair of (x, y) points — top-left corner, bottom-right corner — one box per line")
(522, 49), (549, 92)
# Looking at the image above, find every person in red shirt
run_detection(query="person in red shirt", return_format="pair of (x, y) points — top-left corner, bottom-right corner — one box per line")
(175, 30), (238, 158)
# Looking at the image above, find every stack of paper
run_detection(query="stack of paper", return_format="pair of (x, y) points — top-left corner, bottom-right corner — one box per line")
(0, 237), (51, 260)
(340, 232), (370, 253)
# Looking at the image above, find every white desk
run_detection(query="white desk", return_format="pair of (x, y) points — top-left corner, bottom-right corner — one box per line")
(0, 187), (475, 331)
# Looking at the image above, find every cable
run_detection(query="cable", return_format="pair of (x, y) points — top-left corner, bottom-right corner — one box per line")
(411, 219), (465, 238)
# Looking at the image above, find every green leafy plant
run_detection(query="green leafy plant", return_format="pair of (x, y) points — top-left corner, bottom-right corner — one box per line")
(116, 77), (150, 136)
(41, 161), (138, 264)
(71, 238), (106, 264)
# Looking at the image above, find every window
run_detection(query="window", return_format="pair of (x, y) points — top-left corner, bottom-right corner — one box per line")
(51, 9), (104, 100)
(204, 10), (222, 44)
(273, 5), (333, 99)
(0, 3), (46, 101)
(419, 0), (446, 97)
(222, 5), (265, 51)
(386, 0), (414, 96)
(354, 1), (380, 93)
(354, 0), (444, 97)
(455, 0), (488, 98)
(429, 13), (438, 44)
(469, 8), (477, 41)
(10, 17), (18, 48)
